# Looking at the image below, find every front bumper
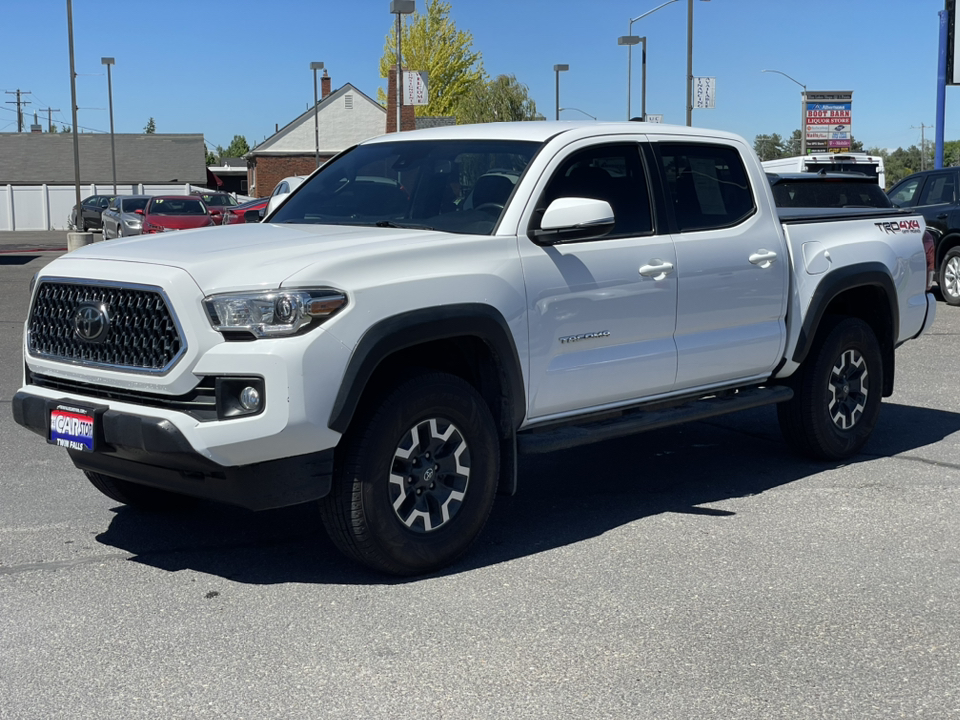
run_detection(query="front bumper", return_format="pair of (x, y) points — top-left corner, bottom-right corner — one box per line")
(13, 391), (333, 510)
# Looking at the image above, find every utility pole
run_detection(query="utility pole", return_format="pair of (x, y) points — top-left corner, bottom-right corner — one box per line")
(5, 89), (32, 132)
(39, 107), (60, 133)
(912, 123), (932, 171)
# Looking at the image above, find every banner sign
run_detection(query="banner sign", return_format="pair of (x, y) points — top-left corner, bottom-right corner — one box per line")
(644, 114), (664, 123)
(804, 91), (852, 154)
(949, 0), (960, 84)
(693, 77), (716, 109)
(403, 71), (428, 106)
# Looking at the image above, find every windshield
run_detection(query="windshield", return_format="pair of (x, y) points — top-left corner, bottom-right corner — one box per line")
(121, 198), (149, 213)
(269, 139), (542, 235)
(148, 198), (207, 215)
(200, 194), (238, 207)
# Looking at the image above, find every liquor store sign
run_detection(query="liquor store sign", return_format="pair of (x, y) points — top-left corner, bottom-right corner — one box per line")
(804, 91), (852, 153)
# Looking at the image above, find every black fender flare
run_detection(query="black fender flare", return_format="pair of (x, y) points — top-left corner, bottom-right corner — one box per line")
(792, 262), (898, 395)
(328, 303), (526, 435)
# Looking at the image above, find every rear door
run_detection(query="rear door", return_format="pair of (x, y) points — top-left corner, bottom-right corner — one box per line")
(651, 140), (788, 389)
(912, 170), (960, 247)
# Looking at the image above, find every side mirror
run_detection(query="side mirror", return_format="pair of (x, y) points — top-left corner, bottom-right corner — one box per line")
(264, 193), (286, 219)
(134, 208), (144, 215)
(244, 209), (261, 223)
(528, 197), (615, 246)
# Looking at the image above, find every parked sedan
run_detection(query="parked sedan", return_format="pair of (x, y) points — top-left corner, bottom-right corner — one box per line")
(192, 191), (240, 225)
(888, 168), (960, 304)
(141, 196), (216, 234)
(223, 197), (268, 225)
(101, 195), (151, 239)
(69, 194), (115, 231)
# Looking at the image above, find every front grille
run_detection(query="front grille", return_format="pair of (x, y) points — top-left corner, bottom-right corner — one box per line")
(28, 371), (217, 420)
(28, 279), (185, 373)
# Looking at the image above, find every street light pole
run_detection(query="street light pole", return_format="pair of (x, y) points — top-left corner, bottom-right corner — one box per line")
(624, 0), (680, 121)
(310, 61), (324, 168)
(66, 0), (82, 231)
(617, 35), (641, 120)
(101, 57), (116, 195)
(686, 0), (693, 126)
(553, 64), (569, 121)
(762, 69), (807, 156)
(390, 1), (415, 133)
(560, 107), (597, 120)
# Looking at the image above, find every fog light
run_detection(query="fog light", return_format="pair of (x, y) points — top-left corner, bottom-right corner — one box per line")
(239, 386), (261, 411)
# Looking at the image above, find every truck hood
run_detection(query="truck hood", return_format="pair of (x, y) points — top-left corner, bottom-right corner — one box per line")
(70, 222), (438, 292)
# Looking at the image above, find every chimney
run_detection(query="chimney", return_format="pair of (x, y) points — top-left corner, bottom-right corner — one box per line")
(385, 66), (416, 134)
(321, 69), (332, 100)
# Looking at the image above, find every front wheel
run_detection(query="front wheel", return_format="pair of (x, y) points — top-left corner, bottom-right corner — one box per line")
(777, 316), (883, 461)
(939, 247), (960, 306)
(320, 372), (500, 575)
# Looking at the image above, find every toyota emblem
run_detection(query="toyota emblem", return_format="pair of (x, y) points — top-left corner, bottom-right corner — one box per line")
(74, 302), (110, 343)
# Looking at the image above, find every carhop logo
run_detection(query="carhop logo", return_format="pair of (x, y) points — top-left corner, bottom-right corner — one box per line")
(560, 330), (611, 344)
(875, 220), (922, 235)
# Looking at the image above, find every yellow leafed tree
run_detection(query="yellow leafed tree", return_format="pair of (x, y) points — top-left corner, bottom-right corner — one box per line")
(378, 0), (485, 120)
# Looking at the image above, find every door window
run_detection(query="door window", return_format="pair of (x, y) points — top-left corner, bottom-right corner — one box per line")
(917, 173), (956, 206)
(656, 143), (755, 232)
(534, 143), (653, 238)
(888, 177), (922, 207)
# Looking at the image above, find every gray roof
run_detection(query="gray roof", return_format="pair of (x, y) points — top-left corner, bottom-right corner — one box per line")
(416, 117), (457, 129)
(0, 132), (207, 185)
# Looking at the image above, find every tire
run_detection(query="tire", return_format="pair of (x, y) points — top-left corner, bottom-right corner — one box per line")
(939, 247), (960, 306)
(777, 316), (883, 461)
(84, 470), (193, 511)
(320, 372), (500, 576)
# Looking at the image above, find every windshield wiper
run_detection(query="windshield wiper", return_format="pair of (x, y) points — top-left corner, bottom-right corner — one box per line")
(374, 220), (435, 230)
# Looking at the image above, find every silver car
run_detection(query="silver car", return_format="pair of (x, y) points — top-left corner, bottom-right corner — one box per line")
(101, 195), (151, 239)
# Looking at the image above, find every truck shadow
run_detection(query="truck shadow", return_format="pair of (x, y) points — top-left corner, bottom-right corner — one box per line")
(94, 401), (960, 584)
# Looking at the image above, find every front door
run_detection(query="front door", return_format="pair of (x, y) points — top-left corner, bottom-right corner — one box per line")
(519, 139), (679, 420)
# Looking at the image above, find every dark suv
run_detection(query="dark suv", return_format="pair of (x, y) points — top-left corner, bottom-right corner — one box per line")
(888, 168), (960, 304)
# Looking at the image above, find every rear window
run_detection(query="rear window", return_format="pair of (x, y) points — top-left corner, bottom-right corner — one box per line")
(148, 198), (207, 215)
(771, 180), (892, 208)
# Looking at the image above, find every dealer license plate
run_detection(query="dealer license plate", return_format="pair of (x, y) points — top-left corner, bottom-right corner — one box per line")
(49, 404), (96, 452)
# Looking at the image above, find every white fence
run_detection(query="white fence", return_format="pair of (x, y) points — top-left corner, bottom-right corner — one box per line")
(0, 184), (251, 231)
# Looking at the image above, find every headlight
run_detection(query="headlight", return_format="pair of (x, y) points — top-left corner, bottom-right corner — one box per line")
(123, 218), (142, 228)
(203, 288), (347, 338)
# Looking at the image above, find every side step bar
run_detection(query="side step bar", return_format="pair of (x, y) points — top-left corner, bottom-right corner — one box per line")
(517, 385), (793, 455)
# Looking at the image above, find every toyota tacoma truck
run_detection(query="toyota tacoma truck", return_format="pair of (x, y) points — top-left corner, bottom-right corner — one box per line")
(12, 122), (937, 575)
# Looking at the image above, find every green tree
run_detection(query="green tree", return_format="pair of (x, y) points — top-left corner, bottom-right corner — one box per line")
(753, 133), (785, 161)
(378, 0), (484, 120)
(457, 74), (544, 124)
(144, 117), (156, 134)
(784, 129), (802, 156)
(224, 135), (250, 157)
(205, 149), (217, 165)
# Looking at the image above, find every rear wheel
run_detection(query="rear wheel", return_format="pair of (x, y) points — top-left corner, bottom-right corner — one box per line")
(320, 372), (499, 576)
(777, 316), (883, 460)
(939, 247), (960, 306)
(84, 471), (193, 510)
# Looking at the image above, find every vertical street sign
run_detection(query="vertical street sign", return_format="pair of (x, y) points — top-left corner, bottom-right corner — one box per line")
(693, 77), (716, 109)
(403, 71), (429, 106)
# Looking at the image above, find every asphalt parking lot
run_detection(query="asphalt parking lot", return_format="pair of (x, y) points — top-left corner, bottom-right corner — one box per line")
(1, 234), (958, 719)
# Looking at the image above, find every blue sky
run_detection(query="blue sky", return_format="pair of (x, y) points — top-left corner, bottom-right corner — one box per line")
(1, 0), (953, 154)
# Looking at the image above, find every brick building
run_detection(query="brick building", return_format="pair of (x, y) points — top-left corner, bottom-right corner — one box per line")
(245, 72), (386, 198)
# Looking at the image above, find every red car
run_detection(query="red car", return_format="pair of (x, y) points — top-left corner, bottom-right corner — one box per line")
(192, 191), (241, 225)
(223, 197), (268, 224)
(141, 196), (216, 234)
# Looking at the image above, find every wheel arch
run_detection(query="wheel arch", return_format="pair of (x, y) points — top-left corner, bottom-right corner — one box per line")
(935, 232), (960, 270)
(793, 263), (898, 397)
(330, 303), (522, 425)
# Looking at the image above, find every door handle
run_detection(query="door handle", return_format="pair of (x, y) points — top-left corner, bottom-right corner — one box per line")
(749, 250), (778, 268)
(639, 259), (675, 280)
(938, 213), (949, 219)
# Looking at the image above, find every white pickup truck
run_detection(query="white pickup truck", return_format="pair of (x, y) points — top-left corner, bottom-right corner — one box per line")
(13, 122), (936, 575)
